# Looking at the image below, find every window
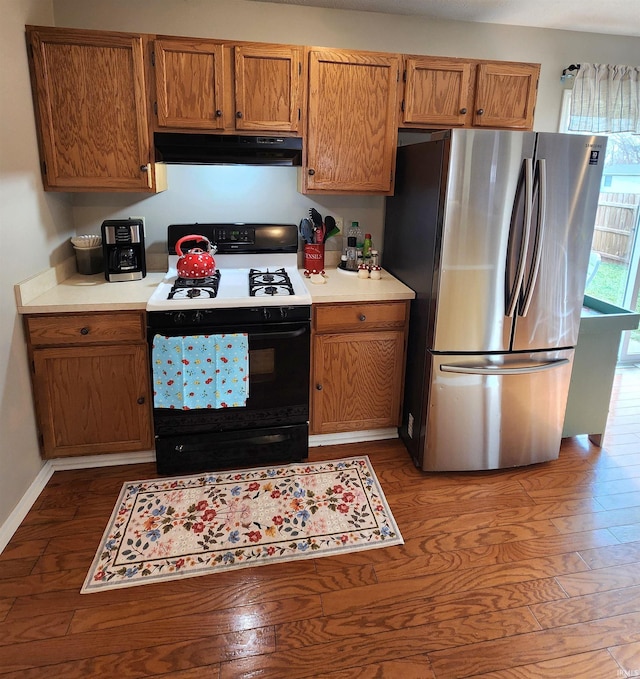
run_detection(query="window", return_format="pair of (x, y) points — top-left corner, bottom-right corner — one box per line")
(561, 90), (640, 361)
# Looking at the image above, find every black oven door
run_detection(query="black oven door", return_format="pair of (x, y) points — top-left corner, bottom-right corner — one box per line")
(148, 317), (310, 473)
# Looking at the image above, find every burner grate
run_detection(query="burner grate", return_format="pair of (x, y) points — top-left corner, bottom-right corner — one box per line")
(168, 270), (221, 300)
(249, 268), (294, 297)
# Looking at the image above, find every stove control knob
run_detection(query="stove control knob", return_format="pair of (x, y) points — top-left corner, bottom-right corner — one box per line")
(174, 312), (186, 325)
(263, 308), (272, 321)
(193, 310), (204, 324)
(279, 307), (288, 319)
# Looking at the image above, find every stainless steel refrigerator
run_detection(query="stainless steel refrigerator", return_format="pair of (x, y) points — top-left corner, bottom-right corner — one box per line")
(383, 129), (606, 471)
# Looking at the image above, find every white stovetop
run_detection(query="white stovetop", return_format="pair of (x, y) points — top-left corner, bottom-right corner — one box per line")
(147, 268), (312, 312)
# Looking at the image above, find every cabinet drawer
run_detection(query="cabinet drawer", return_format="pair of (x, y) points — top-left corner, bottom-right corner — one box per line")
(314, 302), (407, 333)
(26, 312), (146, 346)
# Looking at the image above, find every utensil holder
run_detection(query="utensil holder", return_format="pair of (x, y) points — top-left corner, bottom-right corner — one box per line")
(304, 243), (325, 272)
(74, 246), (104, 275)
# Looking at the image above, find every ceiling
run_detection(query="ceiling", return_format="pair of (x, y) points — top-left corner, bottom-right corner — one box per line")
(248, 0), (640, 38)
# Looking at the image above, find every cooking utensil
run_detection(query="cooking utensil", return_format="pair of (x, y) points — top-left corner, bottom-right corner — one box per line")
(309, 208), (325, 244)
(309, 208), (323, 228)
(299, 218), (314, 244)
(175, 234), (217, 278)
(323, 216), (339, 242)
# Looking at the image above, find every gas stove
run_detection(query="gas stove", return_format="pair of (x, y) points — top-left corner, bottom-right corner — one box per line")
(146, 223), (312, 312)
(146, 223), (311, 476)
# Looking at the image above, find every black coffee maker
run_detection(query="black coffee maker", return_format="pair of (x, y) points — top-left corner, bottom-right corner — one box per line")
(101, 219), (146, 282)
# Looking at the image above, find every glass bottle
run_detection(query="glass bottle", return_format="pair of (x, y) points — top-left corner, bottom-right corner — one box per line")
(348, 221), (362, 240)
(363, 233), (372, 262)
(347, 221), (364, 257)
(346, 236), (358, 271)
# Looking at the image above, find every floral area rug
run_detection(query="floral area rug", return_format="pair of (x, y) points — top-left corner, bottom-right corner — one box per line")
(81, 456), (403, 593)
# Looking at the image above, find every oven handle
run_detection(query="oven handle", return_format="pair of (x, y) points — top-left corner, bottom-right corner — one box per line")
(250, 326), (308, 340)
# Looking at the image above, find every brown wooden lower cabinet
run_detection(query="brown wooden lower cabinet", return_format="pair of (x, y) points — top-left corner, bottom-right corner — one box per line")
(25, 311), (153, 458)
(310, 301), (409, 435)
(23, 302), (408, 454)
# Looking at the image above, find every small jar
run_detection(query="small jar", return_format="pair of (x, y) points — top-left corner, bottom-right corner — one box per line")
(346, 236), (358, 271)
(357, 264), (369, 279)
(370, 265), (382, 280)
(370, 249), (379, 268)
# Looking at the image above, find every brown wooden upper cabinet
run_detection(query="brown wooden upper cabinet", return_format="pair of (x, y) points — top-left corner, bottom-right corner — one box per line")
(153, 37), (304, 133)
(235, 44), (304, 133)
(402, 56), (540, 131)
(26, 25), (541, 194)
(303, 48), (401, 195)
(26, 26), (160, 192)
(153, 38), (225, 130)
(472, 61), (540, 129)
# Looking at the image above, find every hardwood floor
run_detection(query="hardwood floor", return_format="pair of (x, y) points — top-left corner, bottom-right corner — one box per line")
(1, 367), (639, 678)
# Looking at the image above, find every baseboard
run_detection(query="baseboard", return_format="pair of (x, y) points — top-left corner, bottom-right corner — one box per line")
(0, 450), (156, 555)
(309, 428), (398, 447)
(49, 450), (156, 471)
(0, 462), (54, 554)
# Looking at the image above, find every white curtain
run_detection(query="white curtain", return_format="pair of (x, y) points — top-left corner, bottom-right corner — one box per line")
(569, 63), (640, 133)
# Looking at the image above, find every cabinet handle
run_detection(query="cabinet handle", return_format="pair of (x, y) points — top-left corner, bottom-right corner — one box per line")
(315, 383), (323, 391)
(137, 397), (145, 405)
(308, 168), (315, 176)
(476, 108), (484, 115)
(140, 163), (152, 188)
(215, 110), (222, 117)
(236, 111), (243, 119)
(359, 314), (366, 322)
(460, 108), (467, 114)
(80, 327), (89, 335)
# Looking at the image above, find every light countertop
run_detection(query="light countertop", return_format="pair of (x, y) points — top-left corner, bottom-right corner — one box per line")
(15, 261), (414, 314)
(303, 267), (415, 302)
(15, 270), (166, 314)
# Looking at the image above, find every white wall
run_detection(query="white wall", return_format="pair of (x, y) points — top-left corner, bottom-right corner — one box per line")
(0, 0), (75, 536)
(1, 0), (638, 534)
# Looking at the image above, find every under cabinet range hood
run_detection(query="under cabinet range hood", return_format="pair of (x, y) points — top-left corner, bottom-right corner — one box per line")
(154, 133), (303, 166)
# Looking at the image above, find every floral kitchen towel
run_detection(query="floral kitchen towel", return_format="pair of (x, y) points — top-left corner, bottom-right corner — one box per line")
(214, 333), (249, 408)
(152, 334), (249, 409)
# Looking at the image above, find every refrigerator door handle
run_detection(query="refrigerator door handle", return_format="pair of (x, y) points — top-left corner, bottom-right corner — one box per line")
(520, 158), (547, 316)
(505, 158), (534, 318)
(440, 357), (570, 376)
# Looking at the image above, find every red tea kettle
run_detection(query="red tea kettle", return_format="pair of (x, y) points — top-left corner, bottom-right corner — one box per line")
(175, 235), (217, 278)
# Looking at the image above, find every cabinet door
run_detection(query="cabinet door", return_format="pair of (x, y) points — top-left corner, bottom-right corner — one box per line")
(154, 38), (225, 130)
(32, 344), (152, 458)
(27, 27), (153, 191)
(311, 331), (404, 434)
(402, 56), (472, 127)
(473, 62), (539, 130)
(235, 45), (303, 132)
(305, 49), (401, 194)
